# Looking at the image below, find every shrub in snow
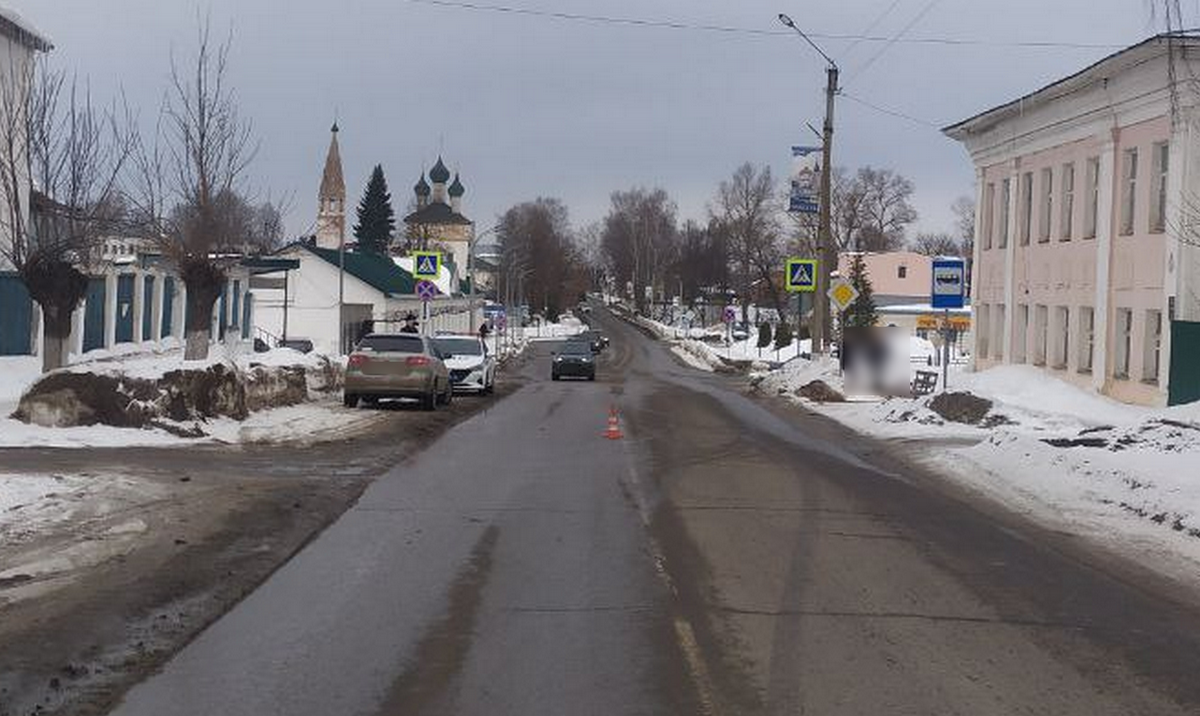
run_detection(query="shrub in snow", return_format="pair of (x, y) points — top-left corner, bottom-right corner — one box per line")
(928, 392), (994, 425)
(796, 380), (845, 403)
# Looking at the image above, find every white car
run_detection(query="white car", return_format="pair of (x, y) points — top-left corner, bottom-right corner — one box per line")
(434, 335), (496, 394)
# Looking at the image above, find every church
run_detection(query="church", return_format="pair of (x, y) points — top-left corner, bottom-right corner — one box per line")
(312, 126), (474, 279)
(404, 156), (474, 274)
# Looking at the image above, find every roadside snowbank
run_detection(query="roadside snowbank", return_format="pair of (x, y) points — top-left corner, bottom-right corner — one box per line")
(751, 356), (1200, 582)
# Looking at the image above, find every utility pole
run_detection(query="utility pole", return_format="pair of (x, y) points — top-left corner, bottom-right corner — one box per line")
(816, 64), (838, 353)
(779, 12), (838, 354)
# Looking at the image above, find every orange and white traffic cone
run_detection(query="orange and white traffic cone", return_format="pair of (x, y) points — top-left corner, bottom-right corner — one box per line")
(603, 406), (624, 440)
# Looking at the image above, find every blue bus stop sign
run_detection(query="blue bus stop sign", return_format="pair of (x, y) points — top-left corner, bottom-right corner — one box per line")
(931, 258), (966, 309)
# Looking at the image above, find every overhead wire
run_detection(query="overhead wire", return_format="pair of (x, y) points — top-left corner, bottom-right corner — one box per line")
(403, 0), (1124, 50)
(845, 0), (942, 84)
(840, 92), (941, 129)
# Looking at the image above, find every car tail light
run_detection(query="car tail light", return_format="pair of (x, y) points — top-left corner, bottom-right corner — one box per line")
(348, 354), (368, 368)
(406, 355), (431, 367)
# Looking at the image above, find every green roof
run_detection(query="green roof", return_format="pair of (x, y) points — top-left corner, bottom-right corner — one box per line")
(306, 245), (415, 296)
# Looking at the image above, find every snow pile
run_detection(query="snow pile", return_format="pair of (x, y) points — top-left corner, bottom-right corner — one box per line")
(0, 347), (348, 447)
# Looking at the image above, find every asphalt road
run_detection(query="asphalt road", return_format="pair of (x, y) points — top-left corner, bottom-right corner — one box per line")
(107, 308), (1200, 716)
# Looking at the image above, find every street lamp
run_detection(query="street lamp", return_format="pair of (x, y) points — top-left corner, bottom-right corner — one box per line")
(469, 224), (499, 332)
(778, 11), (838, 355)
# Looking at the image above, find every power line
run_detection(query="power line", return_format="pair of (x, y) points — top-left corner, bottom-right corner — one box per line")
(840, 91), (941, 129)
(842, 0), (904, 58)
(846, 0), (942, 85)
(404, 0), (1125, 50)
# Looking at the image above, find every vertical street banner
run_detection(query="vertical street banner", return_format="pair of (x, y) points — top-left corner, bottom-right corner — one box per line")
(789, 145), (821, 214)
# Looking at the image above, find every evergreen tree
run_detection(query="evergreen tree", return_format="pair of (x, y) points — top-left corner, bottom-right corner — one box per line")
(774, 322), (793, 351)
(353, 165), (395, 255)
(844, 253), (878, 328)
(757, 322), (773, 357)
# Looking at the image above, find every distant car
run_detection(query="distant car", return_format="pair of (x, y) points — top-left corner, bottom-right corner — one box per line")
(278, 337), (314, 353)
(584, 331), (609, 353)
(344, 333), (451, 410)
(434, 335), (496, 394)
(730, 323), (750, 342)
(552, 340), (596, 381)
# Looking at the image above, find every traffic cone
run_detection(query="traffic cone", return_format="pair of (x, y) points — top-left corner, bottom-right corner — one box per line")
(603, 406), (624, 440)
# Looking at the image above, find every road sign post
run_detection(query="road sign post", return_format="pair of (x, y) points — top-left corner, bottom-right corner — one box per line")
(931, 258), (966, 391)
(413, 251), (442, 280)
(786, 258), (818, 361)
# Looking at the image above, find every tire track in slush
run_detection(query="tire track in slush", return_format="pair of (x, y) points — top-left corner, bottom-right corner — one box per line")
(374, 525), (500, 716)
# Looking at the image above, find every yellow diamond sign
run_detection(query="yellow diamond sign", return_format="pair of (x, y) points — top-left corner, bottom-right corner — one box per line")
(827, 278), (859, 312)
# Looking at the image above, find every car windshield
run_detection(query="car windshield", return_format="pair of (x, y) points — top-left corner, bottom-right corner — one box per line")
(357, 335), (424, 353)
(562, 341), (592, 355)
(435, 338), (482, 356)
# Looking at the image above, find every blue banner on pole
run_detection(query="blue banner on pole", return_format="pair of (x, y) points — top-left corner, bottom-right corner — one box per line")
(789, 145), (821, 214)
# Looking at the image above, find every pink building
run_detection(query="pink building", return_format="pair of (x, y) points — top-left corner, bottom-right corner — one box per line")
(945, 34), (1200, 406)
(836, 251), (932, 306)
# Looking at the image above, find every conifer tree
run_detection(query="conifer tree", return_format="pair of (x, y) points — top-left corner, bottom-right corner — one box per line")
(353, 165), (395, 254)
(844, 253), (878, 328)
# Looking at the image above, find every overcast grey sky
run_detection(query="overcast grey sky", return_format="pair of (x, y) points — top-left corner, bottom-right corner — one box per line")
(12, 0), (1191, 242)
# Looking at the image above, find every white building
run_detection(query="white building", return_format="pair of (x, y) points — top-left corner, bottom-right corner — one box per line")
(945, 33), (1200, 406)
(252, 242), (480, 355)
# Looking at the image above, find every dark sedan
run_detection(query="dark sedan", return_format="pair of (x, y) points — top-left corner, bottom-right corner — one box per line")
(551, 340), (596, 381)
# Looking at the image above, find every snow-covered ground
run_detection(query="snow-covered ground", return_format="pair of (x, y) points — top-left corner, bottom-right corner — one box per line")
(484, 315), (589, 358)
(753, 358), (1200, 588)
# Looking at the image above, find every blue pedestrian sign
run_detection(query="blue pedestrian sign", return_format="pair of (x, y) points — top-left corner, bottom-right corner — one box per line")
(413, 251), (441, 279)
(785, 258), (818, 293)
(931, 258), (966, 309)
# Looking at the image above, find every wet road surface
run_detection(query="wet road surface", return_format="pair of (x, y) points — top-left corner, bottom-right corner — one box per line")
(107, 308), (1200, 715)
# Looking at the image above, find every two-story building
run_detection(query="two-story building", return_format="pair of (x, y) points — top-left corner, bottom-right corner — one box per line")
(945, 33), (1200, 406)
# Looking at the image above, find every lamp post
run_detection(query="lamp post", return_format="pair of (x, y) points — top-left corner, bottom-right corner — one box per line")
(779, 12), (838, 355)
(469, 224), (498, 333)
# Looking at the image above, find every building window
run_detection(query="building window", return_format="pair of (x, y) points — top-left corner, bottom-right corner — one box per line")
(1014, 304), (1029, 363)
(1078, 306), (1094, 373)
(1120, 148), (1138, 235)
(1114, 308), (1133, 378)
(998, 178), (1011, 249)
(977, 303), (989, 359)
(1053, 306), (1069, 369)
(1083, 157), (1099, 239)
(982, 182), (995, 250)
(1150, 142), (1168, 234)
(1038, 167), (1053, 243)
(898, 265), (907, 279)
(1143, 309), (1162, 383)
(1033, 304), (1048, 366)
(1060, 162), (1074, 240)
(993, 305), (1006, 362)
(1019, 171), (1033, 245)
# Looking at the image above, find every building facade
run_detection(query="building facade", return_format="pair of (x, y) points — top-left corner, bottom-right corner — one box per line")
(945, 34), (1200, 406)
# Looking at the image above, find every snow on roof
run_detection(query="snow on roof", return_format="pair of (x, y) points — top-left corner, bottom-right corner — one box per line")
(0, 6), (52, 51)
(877, 302), (972, 315)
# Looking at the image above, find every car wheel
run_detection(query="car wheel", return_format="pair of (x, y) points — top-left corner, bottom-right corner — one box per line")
(588, 374), (596, 382)
(551, 373), (559, 381)
(422, 389), (437, 411)
(343, 393), (359, 408)
(440, 381), (453, 406)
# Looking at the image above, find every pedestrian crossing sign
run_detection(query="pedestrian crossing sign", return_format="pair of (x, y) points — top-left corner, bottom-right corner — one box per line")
(785, 258), (818, 292)
(413, 251), (441, 279)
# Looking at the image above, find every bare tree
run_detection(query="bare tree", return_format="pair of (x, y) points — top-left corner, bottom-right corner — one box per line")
(856, 167), (917, 251)
(951, 195), (975, 258)
(0, 58), (133, 371)
(128, 20), (257, 360)
(497, 197), (588, 318)
(910, 231), (961, 256)
(714, 163), (784, 321)
(600, 187), (677, 312)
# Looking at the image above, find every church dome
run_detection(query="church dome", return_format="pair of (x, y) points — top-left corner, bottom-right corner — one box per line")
(448, 173), (465, 197)
(429, 156), (451, 184)
(414, 173), (431, 197)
